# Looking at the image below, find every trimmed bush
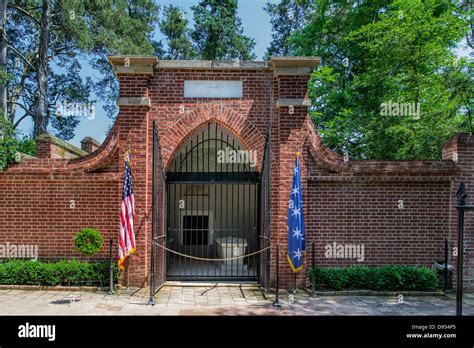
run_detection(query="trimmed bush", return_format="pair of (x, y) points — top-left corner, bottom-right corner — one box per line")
(0, 259), (117, 286)
(307, 265), (438, 291)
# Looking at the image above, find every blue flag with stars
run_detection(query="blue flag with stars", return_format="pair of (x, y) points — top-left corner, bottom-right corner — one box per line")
(287, 153), (305, 273)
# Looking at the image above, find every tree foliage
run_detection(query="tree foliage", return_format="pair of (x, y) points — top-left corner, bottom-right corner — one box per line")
(264, 0), (312, 59)
(288, 0), (472, 160)
(0, 116), (18, 171)
(160, 5), (195, 60)
(191, 0), (256, 60)
(4, 0), (159, 139)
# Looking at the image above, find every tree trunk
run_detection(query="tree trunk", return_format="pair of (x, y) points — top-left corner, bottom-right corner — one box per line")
(34, 0), (50, 137)
(0, 0), (8, 119)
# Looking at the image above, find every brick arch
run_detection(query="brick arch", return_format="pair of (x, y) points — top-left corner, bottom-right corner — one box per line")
(161, 104), (267, 171)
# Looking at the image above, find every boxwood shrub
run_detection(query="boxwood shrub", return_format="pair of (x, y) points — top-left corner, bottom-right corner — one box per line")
(307, 265), (438, 291)
(0, 259), (117, 286)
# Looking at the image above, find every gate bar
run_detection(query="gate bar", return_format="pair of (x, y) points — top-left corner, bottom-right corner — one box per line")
(148, 121), (158, 305)
(273, 243), (281, 308)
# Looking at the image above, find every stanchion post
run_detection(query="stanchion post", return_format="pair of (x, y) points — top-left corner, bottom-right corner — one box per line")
(108, 237), (114, 295)
(311, 240), (316, 296)
(148, 239), (156, 305)
(444, 239), (448, 293)
(272, 243), (282, 308)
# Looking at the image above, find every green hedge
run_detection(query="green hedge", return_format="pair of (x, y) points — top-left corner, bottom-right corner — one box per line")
(0, 259), (117, 286)
(307, 265), (438, 291)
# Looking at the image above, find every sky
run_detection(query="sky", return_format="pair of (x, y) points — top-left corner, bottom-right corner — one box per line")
(17, 0), (278, 148)
(17, 0), (472, 148)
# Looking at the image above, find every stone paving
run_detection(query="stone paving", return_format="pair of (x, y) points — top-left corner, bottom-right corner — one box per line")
(0, 285), (473, 315)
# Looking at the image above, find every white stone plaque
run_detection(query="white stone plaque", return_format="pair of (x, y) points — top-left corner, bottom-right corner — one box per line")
(184, 80), (243, 98)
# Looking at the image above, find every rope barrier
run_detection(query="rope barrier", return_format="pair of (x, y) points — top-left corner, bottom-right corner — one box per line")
(153, 241), (272, 262)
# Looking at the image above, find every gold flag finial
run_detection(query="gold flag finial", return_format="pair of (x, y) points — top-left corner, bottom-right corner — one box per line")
(124, 140), (131, 163)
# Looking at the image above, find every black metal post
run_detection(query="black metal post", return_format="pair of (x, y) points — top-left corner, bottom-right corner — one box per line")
(456, 208), (464, 316)
(293, 273), (297, 294)
(444, 239), (449, 293)
(455, 181), (468, 316)
(108, 237), (114, 295)
(311, 240), (316, 296)
(272, 243), (281, 308)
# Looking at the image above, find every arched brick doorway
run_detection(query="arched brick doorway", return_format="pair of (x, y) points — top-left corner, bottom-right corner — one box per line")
(165, 122), (260, 281)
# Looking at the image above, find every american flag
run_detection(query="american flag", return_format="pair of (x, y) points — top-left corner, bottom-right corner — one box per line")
(118, 152), (136, 270)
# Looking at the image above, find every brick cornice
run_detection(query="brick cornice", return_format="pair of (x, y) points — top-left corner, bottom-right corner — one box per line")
(269, 56), (320, 68)
(108, 55), (158, 75)
(270, 57), (320, 77)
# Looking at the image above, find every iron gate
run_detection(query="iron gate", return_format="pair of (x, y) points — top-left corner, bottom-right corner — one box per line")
(149, 121), (166, 303)
(165, 122), (259, 281)
(259, 128), (271, 290)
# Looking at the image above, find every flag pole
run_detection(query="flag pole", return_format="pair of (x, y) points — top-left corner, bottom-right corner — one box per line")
(108, 237), (114, 294)
(294, 149), (301, 295)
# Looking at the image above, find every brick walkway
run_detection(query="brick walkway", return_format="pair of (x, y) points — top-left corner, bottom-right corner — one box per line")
(0, 285), (473, 315)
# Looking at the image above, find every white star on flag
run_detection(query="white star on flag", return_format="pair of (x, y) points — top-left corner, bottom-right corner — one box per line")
(292, 248), (302, 260)
(292, 227), (303, 240)
(291, 207), (300, 218)
(291, 186), (299, 196)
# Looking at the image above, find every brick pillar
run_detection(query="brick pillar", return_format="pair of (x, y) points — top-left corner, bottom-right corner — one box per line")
(80, 137), (101, 153)
(109, 56), (157, 287)
(269, 57), (319, 289)
(443, 134), (474, 290)
(35, 136), (53, 158)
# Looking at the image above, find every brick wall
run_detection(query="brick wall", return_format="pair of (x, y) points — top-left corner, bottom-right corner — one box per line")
(0, 172), (120, 260)
(0, 128), (121, 266)
(306, 179), (451, 265)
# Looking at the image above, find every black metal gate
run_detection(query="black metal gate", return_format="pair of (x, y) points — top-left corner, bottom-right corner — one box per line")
(166, 122), (259, 281)
(149, 121), (166, 303)
(259, 128), (271, 290)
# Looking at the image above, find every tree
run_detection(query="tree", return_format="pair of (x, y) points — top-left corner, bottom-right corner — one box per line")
(264, 0), (312, 59)
(191, 0), (256, 60)
(0, 0), (7, 117)
(457, 0), (473, 49)
(292, 0), (472, 160)
(4, 0), (159, 140)
(0, 116), (18, 170)
(159, 5), (195, 60)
